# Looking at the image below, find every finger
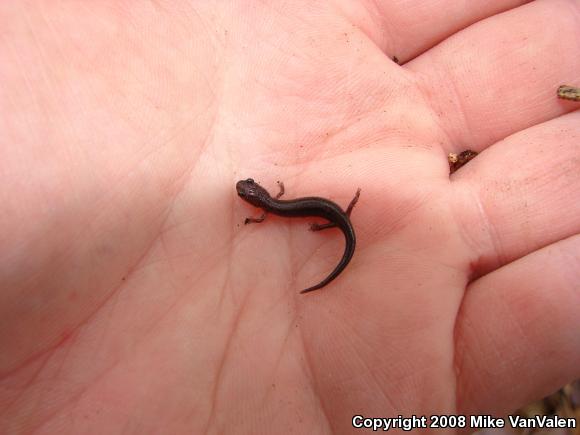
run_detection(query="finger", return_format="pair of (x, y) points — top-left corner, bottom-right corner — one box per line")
(351, 0), (530, 63)
(454, 111), (580, 276)
(455, 234), (580, 415)
(407, 0), (580, 150)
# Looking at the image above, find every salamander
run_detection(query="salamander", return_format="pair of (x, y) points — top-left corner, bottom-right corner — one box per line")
(236, 178), (360, 293)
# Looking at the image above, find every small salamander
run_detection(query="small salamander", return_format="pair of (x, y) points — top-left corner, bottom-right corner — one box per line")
(236, 178), (361, 294)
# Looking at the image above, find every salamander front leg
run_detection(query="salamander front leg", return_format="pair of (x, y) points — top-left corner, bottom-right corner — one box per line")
(243, 181), (285, 224)
(245, 214), (266, 224)
(275, 181), (285, 199)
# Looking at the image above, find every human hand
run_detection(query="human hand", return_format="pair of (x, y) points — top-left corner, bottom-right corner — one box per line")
(1, 1), (579, 433)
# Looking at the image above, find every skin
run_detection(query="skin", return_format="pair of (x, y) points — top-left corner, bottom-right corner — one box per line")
(1, 1), (579, 434)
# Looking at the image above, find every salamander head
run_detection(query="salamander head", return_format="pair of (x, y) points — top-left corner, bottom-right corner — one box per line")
(236, 178), (271, 207)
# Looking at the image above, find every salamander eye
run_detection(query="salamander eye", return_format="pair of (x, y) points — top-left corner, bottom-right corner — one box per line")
(247, 178), (254, 183)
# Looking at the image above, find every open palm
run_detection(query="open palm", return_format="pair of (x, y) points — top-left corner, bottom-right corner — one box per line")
(1, 1), (579, 433)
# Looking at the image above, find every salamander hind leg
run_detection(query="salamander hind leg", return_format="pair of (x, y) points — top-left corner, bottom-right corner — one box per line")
(345, 188), (361, 217)
(310, 188), (361, 231)
(310, 222), (336, 231)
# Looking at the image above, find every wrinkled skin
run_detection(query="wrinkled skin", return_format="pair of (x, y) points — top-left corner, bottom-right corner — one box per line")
(1, 1), (579, 434)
